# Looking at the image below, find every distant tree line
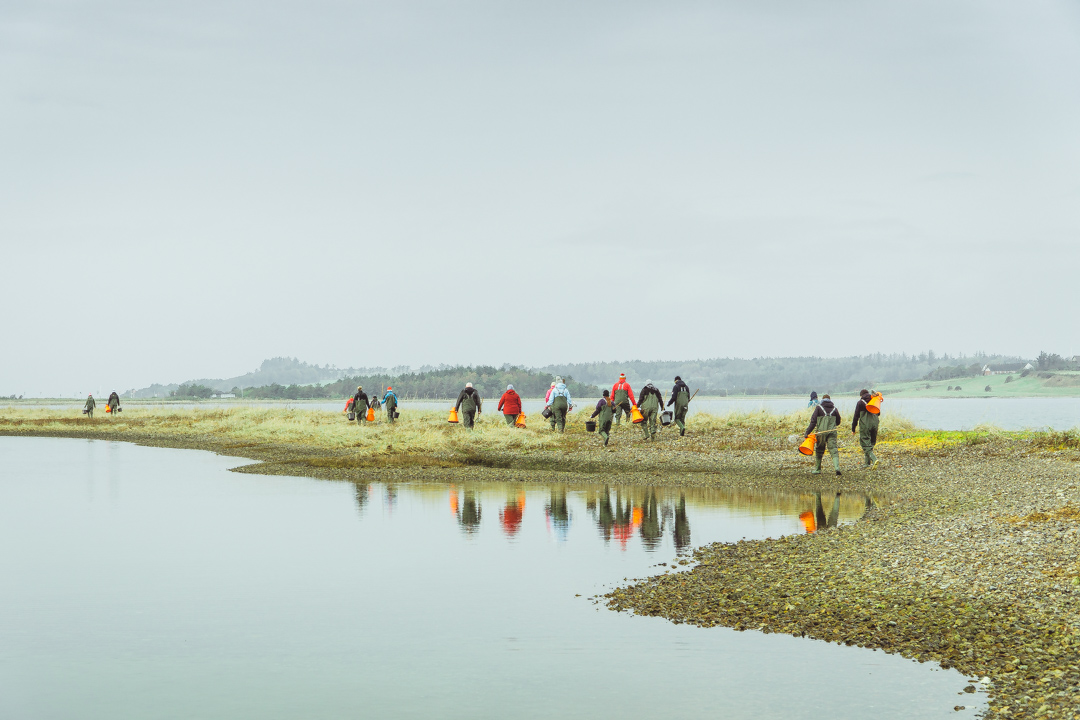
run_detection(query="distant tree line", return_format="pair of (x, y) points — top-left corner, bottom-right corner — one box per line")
(228, 366), (599, 400)
(171, 383), (217, 398)
(545, 352), (1031, 395)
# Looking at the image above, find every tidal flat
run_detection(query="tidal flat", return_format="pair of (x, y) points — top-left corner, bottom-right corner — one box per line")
(3, 406), (1079, 718)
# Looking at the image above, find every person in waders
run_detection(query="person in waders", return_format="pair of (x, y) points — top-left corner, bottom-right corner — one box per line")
(352, 386), (370, 425)
(382, 386), (398, 424)
(637, 380), (663, 440)
(498, 384), (522, 426)
(546, 377), (572, 433)
(804, 394), (842, 476)
(454, 383), (482, 429)
(590, 389), (615, 446)
(107, 391), (120, 416)
(851, 389), (880, 469)
(666, 376), (691, 436)
(84, 394), (96, 418)
(611, 374), (636, 425)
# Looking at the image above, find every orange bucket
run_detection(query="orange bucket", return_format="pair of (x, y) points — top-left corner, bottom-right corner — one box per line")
(105, 405), (112, 413)
(798, 433), (816, 455)
(514, 413), (526, 428)
(867, 392), (882, 414)
(799, 511), (817, 533)
(448, 408), (459, 424)
(630, 406), (644, 424)
(366, 407), (375, 422)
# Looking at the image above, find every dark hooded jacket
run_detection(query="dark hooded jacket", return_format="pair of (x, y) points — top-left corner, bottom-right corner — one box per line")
(667, 379), (690, 407)
(851, 390), (874, 431)
(353, 389), (369, 410)
(805, 398), (841, 437)
(455, 387), (481, 413)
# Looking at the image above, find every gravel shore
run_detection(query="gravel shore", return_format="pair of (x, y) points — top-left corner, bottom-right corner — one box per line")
(605, 448), (1080, 719)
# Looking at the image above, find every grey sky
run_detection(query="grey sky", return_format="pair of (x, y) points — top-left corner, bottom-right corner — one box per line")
(3, 1), (1078, 396)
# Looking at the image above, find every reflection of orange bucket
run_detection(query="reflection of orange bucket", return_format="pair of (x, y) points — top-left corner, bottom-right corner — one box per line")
(799, 510), (817, 533)
(448, 408), (459, 424)
(515, 413), (526, 428)
(867, 392), (882, 414)
(631, 406), (644, 423)
(366, 407), (375, 422)
(798, 433), (816, 455)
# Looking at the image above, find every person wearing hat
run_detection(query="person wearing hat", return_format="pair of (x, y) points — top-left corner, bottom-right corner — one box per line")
(590, 389), (615, 446)
(84, 393), (96, 419)
(611, 374), (636, 425)
(546, 376), (572, 432)
(804, 394), (842, 475)
(382, 386), (399, 424)
(851, 389), (880, 469)
(498, 384), (522, 426)
(808, 391), (820, 408)
(352, 386), (370, 425)
(637, 380), (664, 440)
(454, 382), (482, 429)
(107, 390), (121, 416)
(666, 376), (691, 436)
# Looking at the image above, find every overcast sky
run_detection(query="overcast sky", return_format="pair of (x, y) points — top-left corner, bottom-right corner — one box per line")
(3, 0), (1078, 395)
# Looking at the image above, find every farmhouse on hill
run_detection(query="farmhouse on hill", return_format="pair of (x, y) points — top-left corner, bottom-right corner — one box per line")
(982, 363), (1033, 376)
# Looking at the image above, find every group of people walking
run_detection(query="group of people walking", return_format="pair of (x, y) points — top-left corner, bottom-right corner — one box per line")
(803, 389), (882, 475)
(83, 392), (120, 418)
(348, 386), (399, 424)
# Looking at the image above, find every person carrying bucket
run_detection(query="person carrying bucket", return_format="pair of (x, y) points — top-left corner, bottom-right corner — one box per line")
(804, 394), (842, 476)
(851, 389), (882, 469)
(546, 377), (572, 432)
(454, 382), (482, 429)
(352, 386), (370, 425)
(498, 384), (522, 426)
(808, 391), (819, 408)
(590, 389), (615, 446)
(382, 386), (399, 424)
(666, 376), (691, 437)
(84, 394), (96, 418)
(611, 374), (636, 425)
(107, 391), (121, 416)
(637, 380), (664, 441)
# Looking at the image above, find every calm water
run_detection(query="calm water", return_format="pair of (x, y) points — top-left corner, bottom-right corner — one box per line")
(0, 437), (983, 719)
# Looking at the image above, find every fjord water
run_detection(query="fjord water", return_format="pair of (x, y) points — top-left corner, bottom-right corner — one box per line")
(0, 438), (981, 719)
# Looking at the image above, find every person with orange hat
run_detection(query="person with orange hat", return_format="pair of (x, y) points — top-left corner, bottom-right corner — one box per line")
(382, 386), (399, 424)
(610, 374), (636, 425)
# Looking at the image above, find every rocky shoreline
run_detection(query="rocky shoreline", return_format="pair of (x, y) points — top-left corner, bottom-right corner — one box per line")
(605, 450), (1080, 719)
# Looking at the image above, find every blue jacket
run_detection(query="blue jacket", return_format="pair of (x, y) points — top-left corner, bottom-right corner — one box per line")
(383, 390), (398, 405)
(548, 383), (572, 405)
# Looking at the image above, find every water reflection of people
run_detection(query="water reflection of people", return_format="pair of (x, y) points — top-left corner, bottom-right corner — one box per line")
(458, 490), (482, 534)
(500, 492), (525, 537)
(595, 487), (615, 542)
(673, 493), (690, 553)
(639, 489), (662, 551)
(613, 491), (634, 549)
(385, 484), (398, 513)
(354, 483), (371, 515)
(546, 487), (570, 541)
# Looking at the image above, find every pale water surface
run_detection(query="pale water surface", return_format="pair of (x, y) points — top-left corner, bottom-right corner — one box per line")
(0, 437), (985, 719)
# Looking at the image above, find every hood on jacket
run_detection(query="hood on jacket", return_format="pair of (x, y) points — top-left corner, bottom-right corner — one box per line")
(820, 398), (836, 411)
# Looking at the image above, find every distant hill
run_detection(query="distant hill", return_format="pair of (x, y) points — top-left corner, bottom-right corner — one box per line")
(131, 357), (399, 398)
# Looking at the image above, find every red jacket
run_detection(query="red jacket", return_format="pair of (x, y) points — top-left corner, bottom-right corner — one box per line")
(611, 380), (636, 406)
(498, 390), (522, 415)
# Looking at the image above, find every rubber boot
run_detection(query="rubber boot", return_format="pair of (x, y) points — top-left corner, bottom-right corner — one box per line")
(869, 449), (879, 469)
(832, 453), (841, 476)
(812, 454), (822, 474)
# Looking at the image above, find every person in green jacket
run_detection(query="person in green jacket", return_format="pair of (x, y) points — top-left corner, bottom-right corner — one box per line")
(804, 395), (842, 476)
(851, 389), (880, 468)
(637, 381), (663, 440)
(455, 383), (482, 429)
(666, 376), (691, 436)
(352, 386), (370, 425)
(84, 394), (96, 418)
(590, 390), (615, 446)
(382, 386), (398, 424)
(546, 377), (572, 433)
